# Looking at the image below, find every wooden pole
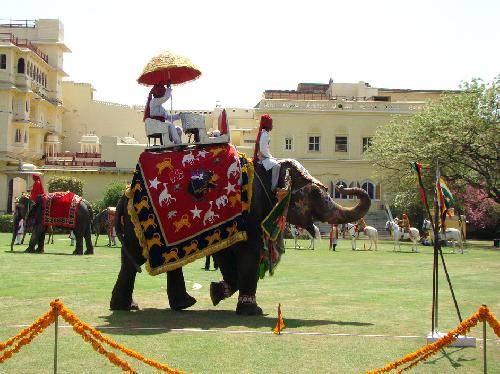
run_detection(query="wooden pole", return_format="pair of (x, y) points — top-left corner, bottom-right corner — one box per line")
(53, 308), (58, 374)
(483, 317), (487, 374)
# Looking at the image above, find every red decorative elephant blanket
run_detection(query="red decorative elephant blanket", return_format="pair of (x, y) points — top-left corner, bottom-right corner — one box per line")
(42, 191), (82, 228)
(127, 144), (254, 275)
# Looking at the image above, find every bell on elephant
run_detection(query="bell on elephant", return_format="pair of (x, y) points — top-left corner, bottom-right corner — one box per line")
(109, 159), (371, 315)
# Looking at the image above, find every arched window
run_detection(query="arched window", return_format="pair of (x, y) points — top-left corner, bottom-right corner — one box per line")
(332, 180), (349, 199)
(17, 58), (25, 74)
(348, 181), (360, 199)
(361, 181), (376, 200)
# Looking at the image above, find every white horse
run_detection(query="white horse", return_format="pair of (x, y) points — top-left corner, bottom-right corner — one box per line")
(385, 220), (420, 252)
(289, 224), (320, 249)
(422, 219), (464, 253)
(345, 222), (378, 250)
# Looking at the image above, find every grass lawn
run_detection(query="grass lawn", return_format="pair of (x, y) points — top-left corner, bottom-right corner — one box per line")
(0, 233), (498, 373)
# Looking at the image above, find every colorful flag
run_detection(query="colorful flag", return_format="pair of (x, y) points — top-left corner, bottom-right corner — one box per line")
(410, 162), (428, 207)
(274, 304), (285, 335)
(436, 176), (454, 227)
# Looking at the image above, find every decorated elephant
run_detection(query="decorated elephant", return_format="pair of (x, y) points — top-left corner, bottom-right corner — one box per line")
(93, 208), (117, 247)
(110, 159), (370, 315)
(16, 194), (94, 255)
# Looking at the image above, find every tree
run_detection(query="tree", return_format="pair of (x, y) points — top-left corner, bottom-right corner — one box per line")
(48, 176), (84, 196)
(101, 182), (128, 209)
(366, 77), (500, 213)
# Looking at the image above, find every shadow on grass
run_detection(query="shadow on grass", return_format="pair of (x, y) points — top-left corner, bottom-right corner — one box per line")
(97, 308), (374, 335)
(4, 250), (84, 256)
(424, 347), (476, 368)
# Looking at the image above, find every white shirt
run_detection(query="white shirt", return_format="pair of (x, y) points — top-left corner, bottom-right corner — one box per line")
(258, 130), (279, 170)
(149, 87), (181, 122)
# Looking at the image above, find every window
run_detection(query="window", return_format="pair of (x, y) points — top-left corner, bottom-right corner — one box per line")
(17, 58), (25, 74)
(15, 129), (22, 143)
(348, 181), (360, 199)
(0, 54), (6, 69)
(362, 137), (373, 152)
(308, 136), (320, 152)
(332, 180), (349, 199)
(24, 131), (27, 144)
(26, 101), (29, 112)
(284, 137), (293, 151)
(361, 181), (375, 200)
(335, 136), (348, 152)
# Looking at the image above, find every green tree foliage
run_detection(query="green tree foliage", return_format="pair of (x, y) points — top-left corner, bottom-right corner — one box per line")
(366, 77), (500, 213)
(101, 182), (127, 209)
(47, 176), (84, 196)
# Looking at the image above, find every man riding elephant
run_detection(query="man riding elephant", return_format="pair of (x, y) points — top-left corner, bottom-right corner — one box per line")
(110, 152), (371, 315)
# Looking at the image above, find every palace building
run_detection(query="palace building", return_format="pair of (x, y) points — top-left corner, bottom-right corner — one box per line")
(0, 19), (448, 227)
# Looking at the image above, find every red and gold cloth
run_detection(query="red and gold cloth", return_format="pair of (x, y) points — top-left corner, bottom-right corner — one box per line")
(127, 144), (253, 275)
(42, 192), (82, 229)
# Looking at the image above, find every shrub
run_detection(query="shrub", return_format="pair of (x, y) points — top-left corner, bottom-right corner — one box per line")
(48, 176), (84, 196)
(0, 214), (14, 233)
(102, 182), (127, 209)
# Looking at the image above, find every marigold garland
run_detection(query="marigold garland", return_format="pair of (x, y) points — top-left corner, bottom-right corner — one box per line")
(367, 305), (500, 373)
(0, 300), (182, 373)
(50, 300), (182, 373)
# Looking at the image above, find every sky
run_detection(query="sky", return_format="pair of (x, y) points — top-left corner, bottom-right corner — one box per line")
(3, 0), (499, 109)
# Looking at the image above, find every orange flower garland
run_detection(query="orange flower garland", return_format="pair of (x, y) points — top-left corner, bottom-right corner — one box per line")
(0, 310), (54, 363)
(367, 305), (500, 373)
(50, 300), (182, 373)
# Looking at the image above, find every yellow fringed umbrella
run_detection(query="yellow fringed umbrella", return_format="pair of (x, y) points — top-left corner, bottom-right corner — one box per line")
(137, 51), (201, 86)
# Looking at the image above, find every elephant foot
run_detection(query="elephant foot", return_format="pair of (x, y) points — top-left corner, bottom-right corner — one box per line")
(35, 249), (44, 254)
(84, 250), (94, 255)
(110, 300), (140, 311)
(210, 281), (236, 306)
(72, 250), (83, 255)
(25, 247), (35, 253)
(236, 295), (263, 316)
(169, 293), (197, 311)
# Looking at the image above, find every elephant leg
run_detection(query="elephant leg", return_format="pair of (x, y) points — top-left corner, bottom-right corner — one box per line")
(36, 231), (46, 253)
(110, 247), (140, 311)
(21, 232), (27, 244)
(73, 233), (84, 255)
(235, 243), (262, 316)
(84, 227), (94, 255)
(166, 268), (196, 310)
(211, 248), (238, 306)
(94, 233), (99, 247)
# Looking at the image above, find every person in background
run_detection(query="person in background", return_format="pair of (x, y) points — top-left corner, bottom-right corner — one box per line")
(204, 255), (218, 271)
(254, 114), (281, 190)
(69, 231), (76, 246)
(15, 218), (25, 245)
(329, 224), (339, 251)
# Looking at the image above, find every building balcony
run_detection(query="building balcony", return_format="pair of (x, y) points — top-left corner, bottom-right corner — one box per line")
(12, 113), (30, 123)
(43, 160), (116, 168)
(258, 99), (425, 114)
(0, 32), (49, 63)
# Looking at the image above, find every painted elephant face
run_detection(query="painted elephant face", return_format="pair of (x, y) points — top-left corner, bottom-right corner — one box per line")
(287, 182), (371, 237)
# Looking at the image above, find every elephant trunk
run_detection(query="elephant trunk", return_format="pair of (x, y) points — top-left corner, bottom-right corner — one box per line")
(321, 186), (371, 224)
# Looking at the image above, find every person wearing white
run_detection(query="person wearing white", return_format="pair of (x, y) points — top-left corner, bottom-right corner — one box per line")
(149, 87), (183, 143)
(255, 115), (280, 190)
(15, 218), (25, 245)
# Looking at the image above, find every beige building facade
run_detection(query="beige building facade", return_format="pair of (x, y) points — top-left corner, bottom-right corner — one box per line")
(0, 18), (447, 218)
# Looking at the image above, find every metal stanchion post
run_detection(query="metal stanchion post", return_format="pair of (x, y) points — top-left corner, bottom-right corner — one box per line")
(483, 318), (487, 374)
(54, 308), (58, 374)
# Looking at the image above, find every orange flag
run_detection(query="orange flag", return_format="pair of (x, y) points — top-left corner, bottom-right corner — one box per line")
(274, 303), (285, 335)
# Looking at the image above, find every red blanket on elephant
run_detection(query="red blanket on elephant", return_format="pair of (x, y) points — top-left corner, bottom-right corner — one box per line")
(42, 191), (82, 228)
(127, 144), (253, 275)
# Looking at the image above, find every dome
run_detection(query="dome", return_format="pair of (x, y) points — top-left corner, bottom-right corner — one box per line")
(20, 163), (37, 171)
(122, 136), (139, 144)
(79, 134), (100, 144)
(45, 134), (61, 143)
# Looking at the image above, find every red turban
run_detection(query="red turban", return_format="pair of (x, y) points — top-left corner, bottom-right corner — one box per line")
(29, 174), (45, 202)
(143, 84), (167, 121)
(253, 114), (273, 160)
